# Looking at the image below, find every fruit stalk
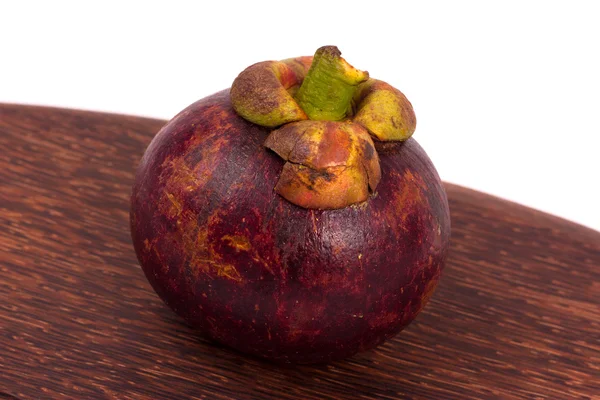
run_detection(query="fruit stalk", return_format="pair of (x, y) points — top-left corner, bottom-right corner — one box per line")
(294, 46), (369, 121)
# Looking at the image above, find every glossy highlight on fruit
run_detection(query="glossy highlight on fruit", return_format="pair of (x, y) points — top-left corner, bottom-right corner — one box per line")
(130, 46), (450, 364)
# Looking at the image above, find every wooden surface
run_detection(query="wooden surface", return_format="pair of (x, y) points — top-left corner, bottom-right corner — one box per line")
(1, 104), (599, 400)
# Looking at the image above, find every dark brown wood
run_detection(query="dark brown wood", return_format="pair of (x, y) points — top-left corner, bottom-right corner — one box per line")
(1, 104), (599, 400)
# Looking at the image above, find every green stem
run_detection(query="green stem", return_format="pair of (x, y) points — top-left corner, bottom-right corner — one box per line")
(295, 46), (369, 121)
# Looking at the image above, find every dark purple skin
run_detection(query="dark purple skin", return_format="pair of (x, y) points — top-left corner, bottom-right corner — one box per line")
(130, 90), (450, 364)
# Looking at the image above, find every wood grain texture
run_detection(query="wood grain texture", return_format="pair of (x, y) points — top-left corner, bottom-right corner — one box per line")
(1, 103), (599, 400)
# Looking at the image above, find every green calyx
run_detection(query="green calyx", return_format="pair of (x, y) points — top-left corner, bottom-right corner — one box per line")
(229, 45), (418, 210)
(294, 46), (369, 121)
(230, 45), (416, 142)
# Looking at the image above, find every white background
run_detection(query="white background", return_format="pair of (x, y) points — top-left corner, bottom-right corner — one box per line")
(2, 1), (599, 231)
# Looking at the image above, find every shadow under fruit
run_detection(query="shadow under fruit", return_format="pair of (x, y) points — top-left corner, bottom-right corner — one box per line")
(130, 46), (450, 364)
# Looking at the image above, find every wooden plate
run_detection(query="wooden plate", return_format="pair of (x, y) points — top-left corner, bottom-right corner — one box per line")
(1, 104), (598, 399)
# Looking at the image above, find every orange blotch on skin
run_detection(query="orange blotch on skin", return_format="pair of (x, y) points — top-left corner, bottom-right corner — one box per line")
(221, 235), (252, 252)
(158, 135), (229, 218)
(158, 200), (245, 284)
(153, 134), (249, 283)
(215, 263), (243, 282)
(165, 192), (183, 216)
